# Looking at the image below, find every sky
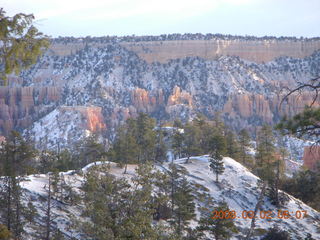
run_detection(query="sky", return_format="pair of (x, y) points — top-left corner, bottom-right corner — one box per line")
(2, 0), (320, 38)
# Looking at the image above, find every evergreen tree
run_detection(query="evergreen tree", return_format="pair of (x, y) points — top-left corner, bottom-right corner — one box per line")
(172, 177), (196, 236)
(255, 125), (277, 182)
(262, 226), (291, 240)
(183, 123), (201, 163)
(38, 150), (56, 173)
(225, 131), (240, 160)
(0, 131), (36, 239)
(111, 125), (139, 173)
(154, 129), (167, 163)
(136, 112), (157, 163)
(193, 115), (215, 154)
(238, 129), (253, 168)
(55, 149), (74, 172)
(209, 134), (226, 183)
(79, 165), (129, 239)
(152, 169), (171, 221)
(269, 145), (287, 207)
(78, 163), (162, 239)
(0, 8), (49, 85)
(76, 134), (106, 168)
(167, 164), (195, 237)
(173, 119), (183, 129)
(172, 129), (184, 160)
(282, 169), (320, 211)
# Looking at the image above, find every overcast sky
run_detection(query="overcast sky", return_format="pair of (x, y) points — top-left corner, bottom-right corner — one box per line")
(2, 0), (320, 38)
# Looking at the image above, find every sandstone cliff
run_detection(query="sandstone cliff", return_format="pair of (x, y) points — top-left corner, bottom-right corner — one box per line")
(121, 39), (320, 63)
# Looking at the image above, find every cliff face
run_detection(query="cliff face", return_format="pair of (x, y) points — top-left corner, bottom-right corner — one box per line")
(121, 39), (320, 63)
(0, 86), (61, 134)
(223, 92), (320, 125)
(2, 36), (320, 149)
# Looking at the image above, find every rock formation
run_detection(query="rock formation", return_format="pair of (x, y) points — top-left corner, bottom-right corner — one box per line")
(303, 146), (320, 171)
(121, 39), (320, 63)
(0, 35), (319, 148)
(0, 86), (61, 134)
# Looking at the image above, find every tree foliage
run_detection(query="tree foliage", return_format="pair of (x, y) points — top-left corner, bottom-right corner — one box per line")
(0, 8), (49, 85)
(277, 76), (320, 144)
(0, 131), (36, 239)
(209, 134), (226, 182)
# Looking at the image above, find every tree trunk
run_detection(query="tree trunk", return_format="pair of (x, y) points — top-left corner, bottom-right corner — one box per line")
(275, 155), (282, 207)
(245, 182), (267, 240)
(45, 176), (52, 240)
(185, 154), (190, 164)
(123, 163), (128, 174)
(171, 176), (174, 215)
(7, 177), (11, 231)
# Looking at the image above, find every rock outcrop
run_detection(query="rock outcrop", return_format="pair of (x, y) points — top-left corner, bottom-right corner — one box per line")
(223, 92), (320, 125)
(0, 86), (61, 134)
(303, 146), (320, 171)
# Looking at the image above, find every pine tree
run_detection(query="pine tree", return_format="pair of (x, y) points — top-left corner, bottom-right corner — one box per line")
(78, 163), (161, 239)
(183, 123), (201, 163)
(171, 129), (184, 160)
(112, 125), (139, 173)
(238, 129), (253, 168)
(225, 131), (240, 160)
(0, 8), (49, 85)
(77, 134), (106, 167)
(209, 134), (226, 183)
(172, 177), (196, 236)
(152, 170), (171, 221)
(193, 115), (215, 154)
(0, 131), (36, 239)
(154, 129), (167, 163)
(270, 145), (287, 207)
(255, 125), (277, 182)
(167, 164), (195, 237)
(136, 112), (157, 163)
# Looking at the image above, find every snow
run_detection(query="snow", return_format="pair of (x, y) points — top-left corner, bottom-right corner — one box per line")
(16, 156), (320, 240)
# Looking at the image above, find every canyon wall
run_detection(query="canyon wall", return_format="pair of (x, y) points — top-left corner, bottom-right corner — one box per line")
(121, 39), (320, 63)
(2, 36), (319, 148)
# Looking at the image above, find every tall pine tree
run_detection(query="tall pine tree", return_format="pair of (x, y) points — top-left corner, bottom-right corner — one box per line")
(209, 134), (226, 183)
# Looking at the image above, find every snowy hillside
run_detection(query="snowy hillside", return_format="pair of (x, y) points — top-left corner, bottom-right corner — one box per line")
(23, 105), (106, 150)
(19, 156), (320, 240)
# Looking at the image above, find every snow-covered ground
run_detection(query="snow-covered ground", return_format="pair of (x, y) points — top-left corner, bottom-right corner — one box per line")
(18, 156), (320, 239)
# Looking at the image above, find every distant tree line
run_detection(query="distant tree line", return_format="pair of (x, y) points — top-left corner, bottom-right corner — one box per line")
(51, 33), (320, 45)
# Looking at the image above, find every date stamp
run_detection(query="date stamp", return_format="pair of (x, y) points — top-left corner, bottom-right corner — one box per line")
(211, 210), (308, 220)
